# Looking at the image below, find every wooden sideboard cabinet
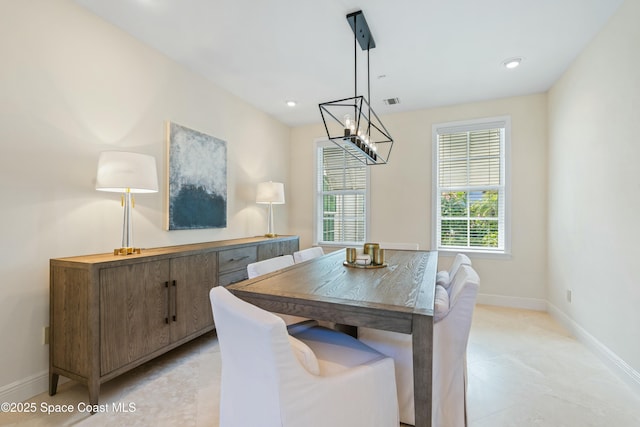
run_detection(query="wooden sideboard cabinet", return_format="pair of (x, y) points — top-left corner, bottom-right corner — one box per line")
(49, 235), (299, 405)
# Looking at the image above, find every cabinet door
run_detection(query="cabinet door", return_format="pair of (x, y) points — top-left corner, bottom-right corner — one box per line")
(170, 252), (217, 340)
(100, 261), (171, 375)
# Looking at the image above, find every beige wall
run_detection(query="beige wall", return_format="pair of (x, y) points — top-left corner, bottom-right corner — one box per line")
(291, 94), (548, 304)
(5, 0), (637, 404)
(0, 0), (290, 399)
(548, 0), (640, 376)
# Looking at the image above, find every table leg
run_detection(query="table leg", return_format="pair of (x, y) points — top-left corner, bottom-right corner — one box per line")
(412, 313), (433, 427)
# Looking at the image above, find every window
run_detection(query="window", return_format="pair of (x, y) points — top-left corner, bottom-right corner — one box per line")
(316, 140), (368, 245)
(433, 117), (510, 254)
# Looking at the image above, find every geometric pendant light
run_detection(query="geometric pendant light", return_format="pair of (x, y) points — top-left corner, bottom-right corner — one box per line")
(319, 10), (394, 165)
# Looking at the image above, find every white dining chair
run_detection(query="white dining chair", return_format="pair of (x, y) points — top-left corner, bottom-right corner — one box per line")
(247, 254), (312, 327)
(293, 246), (325, 263)
(359, 264), (480, 426)
(436, 253), (472, 289)
(247, 254), (295, 278)
(379, 242), (419, 250)
(209, 286), (399, 427)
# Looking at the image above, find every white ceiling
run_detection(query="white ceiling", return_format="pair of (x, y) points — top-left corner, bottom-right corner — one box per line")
(75, 0), (623, 127)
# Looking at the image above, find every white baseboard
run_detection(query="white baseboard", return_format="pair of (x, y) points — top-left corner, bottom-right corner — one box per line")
(0, 370), (69, 403)
(0, 370), (48, 403)
(546, 302), (640, 396)
(479, 293), (640, 394)
(477, 293), (547, 311)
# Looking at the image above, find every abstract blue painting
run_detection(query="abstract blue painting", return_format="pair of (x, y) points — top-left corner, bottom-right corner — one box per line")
(166, 122), (227, 230)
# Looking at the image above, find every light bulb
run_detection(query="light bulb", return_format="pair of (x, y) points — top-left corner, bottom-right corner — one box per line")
(353, 129), (362, 149)
(344, 114), (352, 137)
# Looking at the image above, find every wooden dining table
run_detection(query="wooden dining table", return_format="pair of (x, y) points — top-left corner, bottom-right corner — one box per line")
(227, 248), (438, 427)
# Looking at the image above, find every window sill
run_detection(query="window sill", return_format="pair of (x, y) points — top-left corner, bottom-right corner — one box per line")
(315, 242), (359, 248)
(437, 248), (512, 260)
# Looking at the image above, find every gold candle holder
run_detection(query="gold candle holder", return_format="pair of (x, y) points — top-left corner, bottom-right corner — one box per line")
(373, 248), (385, 265)
(346, 247), (357, 263)
(363, 243), (379, 259)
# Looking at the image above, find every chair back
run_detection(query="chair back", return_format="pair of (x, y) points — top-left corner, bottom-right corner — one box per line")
(247, 254), (294, 278)
(447, 264), (479, 307)
(293, 247), (324, 263)
(448, 253), (472, 279)
(437, 253), (471, 289)
(209, 286), (304, 427)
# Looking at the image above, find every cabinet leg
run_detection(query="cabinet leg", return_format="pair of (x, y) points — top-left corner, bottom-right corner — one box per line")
(49, 373), (59, 396)
(88, 380), (100, 415)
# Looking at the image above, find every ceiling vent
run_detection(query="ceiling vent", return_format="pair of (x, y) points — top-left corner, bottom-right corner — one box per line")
(383, 98), (400, 105)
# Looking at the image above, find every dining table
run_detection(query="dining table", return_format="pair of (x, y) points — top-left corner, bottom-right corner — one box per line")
(226, 247), (438, 427)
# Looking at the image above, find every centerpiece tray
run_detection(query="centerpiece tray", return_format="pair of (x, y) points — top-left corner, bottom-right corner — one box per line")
(343, 261), (387, 269)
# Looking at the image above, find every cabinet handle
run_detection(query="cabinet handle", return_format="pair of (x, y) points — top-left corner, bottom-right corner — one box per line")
(229, 255), (249, 262)
(164, 281), (170, 324)
(172, 280), (177, 322)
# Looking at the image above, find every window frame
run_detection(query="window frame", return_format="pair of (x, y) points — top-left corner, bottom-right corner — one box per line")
(431, 116), (511, 257)
(314, 138), (370, 247)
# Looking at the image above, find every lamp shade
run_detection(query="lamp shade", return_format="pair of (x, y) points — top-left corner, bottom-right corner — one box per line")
(96, 151), (159, 193)
(256, 181), (285, 204)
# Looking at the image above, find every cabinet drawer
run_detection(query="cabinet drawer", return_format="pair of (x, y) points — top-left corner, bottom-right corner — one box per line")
(219, 269), (249, 287)
(258, 239), (300, 261)
(218, 246), (257, 274)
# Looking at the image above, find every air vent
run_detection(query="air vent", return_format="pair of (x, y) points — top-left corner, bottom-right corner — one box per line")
(383, 98), (400, 105)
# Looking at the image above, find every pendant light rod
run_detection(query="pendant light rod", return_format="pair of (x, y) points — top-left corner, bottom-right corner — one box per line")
(367, 47), (371, 135)
(354, 14), (357, 99)
(348, 11), (376, 137)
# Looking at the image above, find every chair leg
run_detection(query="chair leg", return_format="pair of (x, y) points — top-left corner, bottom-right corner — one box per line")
(334, 323), (358, 338)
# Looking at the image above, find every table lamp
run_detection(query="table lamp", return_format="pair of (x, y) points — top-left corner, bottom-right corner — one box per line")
(96, 151), (159, 255)
(256, 181), (285, 237)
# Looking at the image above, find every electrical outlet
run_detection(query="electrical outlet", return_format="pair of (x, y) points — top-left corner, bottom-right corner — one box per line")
(43, 326), (50, 345)
(566, 290), (572, 303)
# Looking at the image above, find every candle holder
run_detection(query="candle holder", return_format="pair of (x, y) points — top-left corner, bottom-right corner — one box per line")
(343, 243), (387, 269)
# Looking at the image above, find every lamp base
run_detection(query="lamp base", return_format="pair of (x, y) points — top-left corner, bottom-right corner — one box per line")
(114, 247), (142, 256)
(264, 233), (278, 238)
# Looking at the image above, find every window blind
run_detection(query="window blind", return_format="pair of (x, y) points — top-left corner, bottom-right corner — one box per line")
(439, 129), (501, 188)
(317, 143), (367, 244)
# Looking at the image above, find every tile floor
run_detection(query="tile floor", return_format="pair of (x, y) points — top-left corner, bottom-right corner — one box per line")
(2, 305), (639, 426)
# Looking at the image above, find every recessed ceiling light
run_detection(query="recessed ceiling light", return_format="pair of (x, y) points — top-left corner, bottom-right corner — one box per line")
(503, 57), (523, 69)
(286, 100), (297, 107)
